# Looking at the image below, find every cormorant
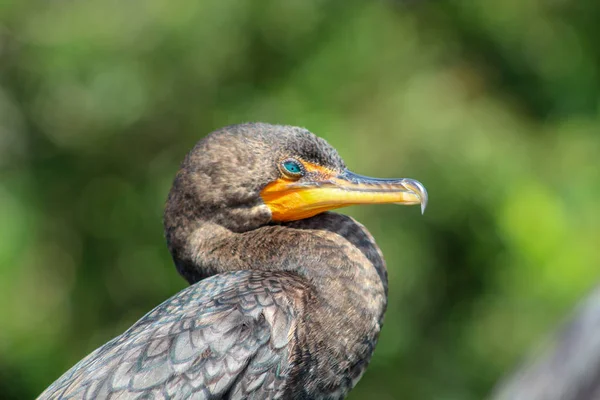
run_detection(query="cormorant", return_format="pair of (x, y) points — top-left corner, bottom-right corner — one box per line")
(39, 123), (427, 399)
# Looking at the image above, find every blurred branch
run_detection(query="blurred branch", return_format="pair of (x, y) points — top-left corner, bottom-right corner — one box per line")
(492, 287), (600, 400)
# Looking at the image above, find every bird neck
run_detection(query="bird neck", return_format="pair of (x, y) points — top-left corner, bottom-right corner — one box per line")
(165, 211), (388, 307)
(165, 211), (388, 396)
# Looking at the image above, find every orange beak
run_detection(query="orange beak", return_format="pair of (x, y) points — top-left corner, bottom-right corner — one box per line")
(260, 165), (428, 222)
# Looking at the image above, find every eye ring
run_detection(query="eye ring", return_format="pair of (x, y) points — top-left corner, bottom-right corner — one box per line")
(280, 158), (305, 179)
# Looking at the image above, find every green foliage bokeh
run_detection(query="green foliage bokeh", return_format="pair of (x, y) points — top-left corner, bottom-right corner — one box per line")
(1, 0), (599, 398)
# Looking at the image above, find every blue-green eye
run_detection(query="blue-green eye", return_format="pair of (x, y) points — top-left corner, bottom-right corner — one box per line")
(281, 159), (304, 177)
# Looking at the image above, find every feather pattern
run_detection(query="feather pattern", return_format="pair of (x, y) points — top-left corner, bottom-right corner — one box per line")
(39, 270), (308, 400)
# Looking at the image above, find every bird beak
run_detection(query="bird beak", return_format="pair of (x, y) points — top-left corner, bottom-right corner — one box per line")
(261, 167), (428, 222)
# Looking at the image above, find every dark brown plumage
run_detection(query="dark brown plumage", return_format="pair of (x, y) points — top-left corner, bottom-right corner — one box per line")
(39, 123), (426, 399)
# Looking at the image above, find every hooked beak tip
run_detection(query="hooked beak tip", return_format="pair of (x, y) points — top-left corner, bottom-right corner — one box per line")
(401, 178), (428, 215)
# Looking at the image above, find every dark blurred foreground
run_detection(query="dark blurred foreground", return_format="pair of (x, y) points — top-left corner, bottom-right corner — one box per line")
(494, 287), (600, 400)
(1, 1), (599, 399)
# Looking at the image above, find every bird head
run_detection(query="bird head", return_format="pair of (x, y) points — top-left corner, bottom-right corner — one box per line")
(165, 123), (426, 233)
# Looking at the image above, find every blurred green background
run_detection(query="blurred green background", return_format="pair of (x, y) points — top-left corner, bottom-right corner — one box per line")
(1, 0), (599, 398)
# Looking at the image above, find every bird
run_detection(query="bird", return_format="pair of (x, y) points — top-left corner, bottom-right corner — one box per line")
(39, 123), (427, 400)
